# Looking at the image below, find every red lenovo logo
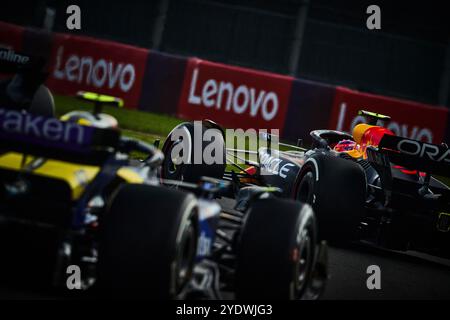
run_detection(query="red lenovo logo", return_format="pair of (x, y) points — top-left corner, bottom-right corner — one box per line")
(187, 67), (280, 121)
(52, 45), (136, 93)
(178, 59), (292, 132)
(46, 33), (148, 108)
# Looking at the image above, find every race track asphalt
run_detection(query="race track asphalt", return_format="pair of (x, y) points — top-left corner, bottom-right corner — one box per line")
(322, 244), (450, 299)
(218, 197), (450, 300)
(0, 198), (449, 300)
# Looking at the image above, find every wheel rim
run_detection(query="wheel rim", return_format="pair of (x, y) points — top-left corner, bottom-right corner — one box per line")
(291, 227), (313, 298)
(164, 140), (184, 179)
(297, 172), (314, 204)
(175, 217), (197, 293)
(167, 159), (177, 174)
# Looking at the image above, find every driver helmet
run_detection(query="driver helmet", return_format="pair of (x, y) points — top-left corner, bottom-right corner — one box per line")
(333, 139), (357, 152)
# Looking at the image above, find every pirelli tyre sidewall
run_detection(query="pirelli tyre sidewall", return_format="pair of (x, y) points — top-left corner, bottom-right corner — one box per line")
(295, 153), (366, 243)
(235, 197), (317, 300)
(161, 122), (226, 183)
(97, 184), (198, 299)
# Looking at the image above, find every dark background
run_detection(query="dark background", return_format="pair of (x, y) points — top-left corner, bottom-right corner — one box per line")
(1, 0), (449, 107)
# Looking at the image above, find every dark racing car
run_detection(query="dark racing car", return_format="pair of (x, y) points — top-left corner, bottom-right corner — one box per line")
(0, 50), (327, 300)
(162, 111), (450, 258)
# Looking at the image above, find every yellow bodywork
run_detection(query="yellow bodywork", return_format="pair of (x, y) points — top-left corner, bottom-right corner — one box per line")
(117, 167), (144, 184)
(0, 152), (143, 200)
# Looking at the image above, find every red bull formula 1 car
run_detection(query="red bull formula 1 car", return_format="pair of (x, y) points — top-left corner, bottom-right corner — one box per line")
(162, 111), (450, 258)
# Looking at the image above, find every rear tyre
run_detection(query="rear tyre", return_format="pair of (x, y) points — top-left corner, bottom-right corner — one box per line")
(161, 122), (226, 183)
(97, 184), (198, 299)
(296, 154), (366, 243)
(235, 198), (317, 299)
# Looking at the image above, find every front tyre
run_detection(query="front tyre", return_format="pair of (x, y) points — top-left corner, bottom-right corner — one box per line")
(296, 154), (366, 243)
(97, 184), (198, 299)
(161, 121), (226, 183)
(235, 198), (317, 299)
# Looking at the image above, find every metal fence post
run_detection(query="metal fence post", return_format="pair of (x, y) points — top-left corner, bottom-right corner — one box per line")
(288, 0), (309, 76)
(152, 0), (170, 50)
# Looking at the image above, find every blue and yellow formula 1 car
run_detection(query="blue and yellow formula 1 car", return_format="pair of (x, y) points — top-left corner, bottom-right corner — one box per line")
(0, 100), (202, 298)
(0, 50), (216, 298)
(0, 51), (327, 299)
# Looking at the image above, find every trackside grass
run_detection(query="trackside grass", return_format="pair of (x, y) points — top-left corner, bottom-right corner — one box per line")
(54, 95), (183, 143)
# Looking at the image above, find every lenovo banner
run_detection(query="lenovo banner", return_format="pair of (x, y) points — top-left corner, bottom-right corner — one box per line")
(46, 33), (149, 109)
(329, 87), (449, 143)
(0, 21), (25, 77)
(0, 21), (24, 51)
(178, 58), (293, 132)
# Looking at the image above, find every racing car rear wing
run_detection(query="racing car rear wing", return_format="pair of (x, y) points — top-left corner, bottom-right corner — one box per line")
(370, 135), (450, 177)
(0, 108), (120, 165)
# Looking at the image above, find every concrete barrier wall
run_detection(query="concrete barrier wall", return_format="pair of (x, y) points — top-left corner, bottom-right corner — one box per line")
(139, 51), (188, 115)
(283, 78), (336, 142)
